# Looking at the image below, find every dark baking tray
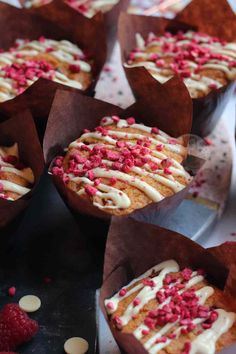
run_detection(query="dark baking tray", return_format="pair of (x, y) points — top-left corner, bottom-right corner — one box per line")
(0, 171), (105, 354)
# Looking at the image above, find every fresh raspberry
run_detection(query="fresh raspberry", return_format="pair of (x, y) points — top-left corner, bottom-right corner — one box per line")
(0, 304), (39, 351)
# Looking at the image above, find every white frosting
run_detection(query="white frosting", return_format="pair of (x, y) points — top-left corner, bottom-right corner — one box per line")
(23, 0), (119, 18)
(63, 117), (191, 211)
(190, 309), (236, 354)
(105, 259), (236, 354)
(0, 143), (34, 200)
(126, 31), (236, 98)
(0, 38), (91, 102)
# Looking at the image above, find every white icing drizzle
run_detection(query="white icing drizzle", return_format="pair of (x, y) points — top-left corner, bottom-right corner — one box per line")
(190, 309), (236, 354)
(0, 38), (91, 102)
(62, 117), (191, 211)
(0, 144), (34, 200)
(23, 0), (119, 18)
(74, 176), (131, 209)
(105, 259), (236, 354)
(126, 31), (236, 98)
(105, 260), (180, 314)
(0, 180), (31, 195)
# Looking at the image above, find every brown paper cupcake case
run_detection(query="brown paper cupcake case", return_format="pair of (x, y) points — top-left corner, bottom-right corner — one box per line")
(0, 110), (44, 228)
(118, 0), (236, 137)
(100, 217), (236, 354)
(43, 78), (205, 226)
(0, 2), (106, 140)
(18, 0), (130, 58)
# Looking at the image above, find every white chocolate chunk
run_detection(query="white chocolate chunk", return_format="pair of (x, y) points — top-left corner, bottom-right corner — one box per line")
(64, 337), (89, 354)
(19, 295), (41, 312)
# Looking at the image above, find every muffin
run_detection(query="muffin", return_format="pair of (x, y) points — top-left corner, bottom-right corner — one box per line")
(125, 30), (236, 98)
(105, 259), (236, 354)
(51, 115), (192, 216)
(0, 143), (34, 201)
(23, 0), (120, 18)
(0, 37), (92, 102)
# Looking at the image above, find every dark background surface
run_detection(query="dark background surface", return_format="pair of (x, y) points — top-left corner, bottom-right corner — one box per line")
(0, 171), (108, 354)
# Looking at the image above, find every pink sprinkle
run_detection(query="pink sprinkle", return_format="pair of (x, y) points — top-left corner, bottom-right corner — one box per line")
(151, 127), (159, 134)
(69, 64), (81, 73)
(161, 158), (173, 169)
(113, 316), (123, 327)
(127, 117), (135, 125)
(133, 297), (141, 307)
(202, 323), (212, 329)
(182, 341), (191, 354)
(8, 287), (16, 297)
(156, 144), (164, 151)
(84, 185), (97, 196)
(168, 138), (177, 145)
(156, 59), (165, 67)
(208, 83), (218, 90)
(142, 329), (150, 335)
(87, 170), (95, 180)
(204, 137), (213, 145)
(119, 288), (127, 297)
(46, 47), (54, 53)
(83, 128), (90, 133)
(150, 53), (159, 61)
(116, 141), (125, 148)
(142, 278), (156, 287)
(106, 302), (114, 310)
(155, 337), (167, 344)
(3, 155), (18, 165)
(110, 177), (117, 186)
(112, 115), (120, 123)
(164, 167), (172, 175)
(39, 36), (46, 42)
(94, 178), (101, 186)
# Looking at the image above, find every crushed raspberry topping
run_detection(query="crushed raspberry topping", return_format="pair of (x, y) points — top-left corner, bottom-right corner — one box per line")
(3, 60), (54, 95)
(141, 270), (218, 336)
(128, 30), (236, 87)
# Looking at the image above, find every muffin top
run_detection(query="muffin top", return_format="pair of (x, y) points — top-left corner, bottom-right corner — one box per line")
(0, 37), (92, 102)
(125, 30), (236, 98)
(105, 259), (236, 354)
(0, 143), (34, 201)
(52, 116), (192, 216)
(23, 0), (119, 18)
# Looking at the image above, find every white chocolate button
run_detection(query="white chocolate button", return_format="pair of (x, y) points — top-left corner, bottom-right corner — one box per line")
(64, 337), (89, 354)
(19, 295), (41, 313)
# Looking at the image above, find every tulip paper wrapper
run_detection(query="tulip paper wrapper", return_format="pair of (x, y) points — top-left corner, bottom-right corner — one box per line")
(100, 217), (236, 354)
(44, 78), (205, 225)
(0, 2), (106, 140)
(0, 111), (44, 228)
(19, 0), (129, 58)
(118, 0), (236, 137)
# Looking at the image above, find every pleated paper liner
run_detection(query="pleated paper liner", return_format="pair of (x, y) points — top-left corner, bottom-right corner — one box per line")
(43, 78), (206, 237)
(100, 217), (236, 354)
(0, 2), (106, 141)
(118, 0), (236, 137)
(18, 0), (129, 58)
(0, 110), (44, 229)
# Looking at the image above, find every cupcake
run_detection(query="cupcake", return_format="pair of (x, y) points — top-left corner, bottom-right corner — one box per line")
(0, 37), (92, 103)
(0, 111), (44, 228)
(100, 217), (236, 354)
(0, 143), (34, 201)
(51, 115), (192, 216)
(105, 259), (236, 354)
(24, 0), (120, 18)
(125, 30), (236, 99)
